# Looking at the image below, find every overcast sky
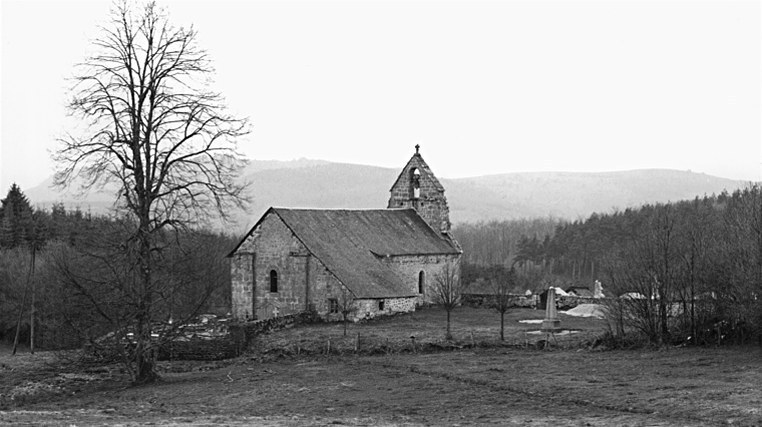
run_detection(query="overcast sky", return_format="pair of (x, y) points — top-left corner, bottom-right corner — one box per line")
(1, 0), (760, 194)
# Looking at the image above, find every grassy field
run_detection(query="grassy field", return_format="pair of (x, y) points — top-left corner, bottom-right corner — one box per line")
(2, 307), (761, 426)
(252, 305), (606, 356)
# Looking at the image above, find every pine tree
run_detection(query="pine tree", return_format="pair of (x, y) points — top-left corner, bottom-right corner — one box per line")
(0, 184), (34, 249)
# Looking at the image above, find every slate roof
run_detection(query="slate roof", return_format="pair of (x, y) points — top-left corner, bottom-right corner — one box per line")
(232, 208), (461, 299)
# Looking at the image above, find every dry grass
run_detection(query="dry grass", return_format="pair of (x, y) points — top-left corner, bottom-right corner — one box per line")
(253, 306), (606, 356)
(2, 307), (761, 426)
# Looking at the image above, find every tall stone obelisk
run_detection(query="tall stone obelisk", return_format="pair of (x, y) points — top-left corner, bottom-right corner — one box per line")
(541, 287), (561, 332)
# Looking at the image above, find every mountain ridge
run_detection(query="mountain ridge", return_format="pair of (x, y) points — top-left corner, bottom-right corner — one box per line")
(23, 159), (749, 231)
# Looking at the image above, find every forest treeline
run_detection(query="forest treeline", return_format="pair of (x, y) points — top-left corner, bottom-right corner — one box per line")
(453, 185), (762, 345)
(453, 217), (562, 267)
(0, 184), (235, 350)
(5, 181), (761, 349)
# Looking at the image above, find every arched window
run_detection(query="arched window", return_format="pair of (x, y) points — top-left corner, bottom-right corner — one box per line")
(269, 270), (278, 293)
(411, 168), (421, 199)
(418, 271), (425, 294)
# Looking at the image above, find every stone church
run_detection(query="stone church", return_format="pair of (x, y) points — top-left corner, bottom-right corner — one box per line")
(228, 146), (462, 321)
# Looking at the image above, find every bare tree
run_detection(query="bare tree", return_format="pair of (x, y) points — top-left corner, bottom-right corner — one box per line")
(51, 222), (228, 379)
(490, 266), (516, 341)
(432, 261), (464, 340)
(338, 287), (356, 337)
(53, 1), (249, 384)
(600, 204), (682, 345)
(722, 185), (762, 343)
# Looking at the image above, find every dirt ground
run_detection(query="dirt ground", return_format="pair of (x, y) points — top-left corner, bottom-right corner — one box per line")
(2, 307), (761, 426)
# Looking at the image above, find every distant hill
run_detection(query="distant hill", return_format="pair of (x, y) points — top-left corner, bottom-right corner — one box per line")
(24, 160), (749, 232)
(449, 169), (746, 222)
(25, 176), (117, 215)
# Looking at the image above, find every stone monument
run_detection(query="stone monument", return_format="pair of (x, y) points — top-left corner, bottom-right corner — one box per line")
(593, 280), (605, 298)
(541, 286), (561, 332)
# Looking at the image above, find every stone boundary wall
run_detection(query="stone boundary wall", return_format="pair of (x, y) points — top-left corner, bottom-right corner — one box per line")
(557, 296), (597, 310)
(463, 294), (598, 310)
(230, 311), (320, 347)
(86, 333), (245, 363)
(84, 313), (319, 362)
(160, 312), (322, 360)
(158, 336), (242, 361)
(463, 294), (536, 308)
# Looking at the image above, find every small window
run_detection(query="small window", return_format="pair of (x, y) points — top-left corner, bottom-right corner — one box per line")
(329, 298), (339, 314)
(378, 300), (385, 311)
(418, 271), (425, 294)
(269, 270), (278, 293)
(412, 168), (421, 199)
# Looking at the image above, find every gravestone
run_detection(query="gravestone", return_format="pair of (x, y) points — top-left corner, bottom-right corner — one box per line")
(541, 287), (561, 332)
(593, 280), (605, 298)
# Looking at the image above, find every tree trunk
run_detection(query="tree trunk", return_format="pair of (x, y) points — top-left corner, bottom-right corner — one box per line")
(617, 300), (625, 337)
(689, 262), (696, 343)
(446, 309), (452, 340)
(658, 298), (668, 344)
(12, 248), (35, 355)
(134, 210), (158, 384)
(500, 311), (505, 341)
(29, 248), (36, 354)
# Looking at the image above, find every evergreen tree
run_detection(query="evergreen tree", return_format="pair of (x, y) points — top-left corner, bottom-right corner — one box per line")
(0, 184), (34, 249)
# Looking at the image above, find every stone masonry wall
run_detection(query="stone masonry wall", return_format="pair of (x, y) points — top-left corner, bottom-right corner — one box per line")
(231, 211), (345, 321)
(230, 253), (254, 320)
(230, 311), (320, 345)
(382, 254), (461, 305)
(351, 297), (416, 321)
(387, 154), (451, 233)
